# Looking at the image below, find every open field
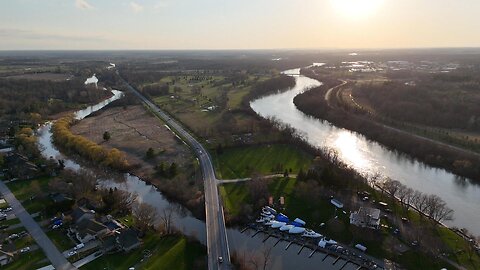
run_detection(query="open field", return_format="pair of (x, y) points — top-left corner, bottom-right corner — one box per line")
(149, 75), (286, 145)
(214, 144), (312, 179)
(81, 234), (206, 270)
(71, 105), (192, 180)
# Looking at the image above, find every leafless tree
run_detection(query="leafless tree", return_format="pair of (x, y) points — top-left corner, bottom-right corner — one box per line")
(382, 178), (401, 199)
(114, 190), (137, 213)
(425, 194), (454, 223)
(247, 175), (268, 205)
(248, 245), (273, 270)
(133, 202), (157, 232)
(68, 169), (97, 199)
(160, 206), (175, 235)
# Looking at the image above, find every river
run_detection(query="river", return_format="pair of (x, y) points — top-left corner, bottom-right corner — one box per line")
(36, 87), (358, 269)
(250, 68), (480, 237)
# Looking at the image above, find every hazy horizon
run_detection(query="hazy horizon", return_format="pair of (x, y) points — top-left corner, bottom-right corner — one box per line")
(2, 0), (480, 50)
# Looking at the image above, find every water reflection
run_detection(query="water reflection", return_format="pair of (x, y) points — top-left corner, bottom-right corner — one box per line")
(251, 70), (480, 236)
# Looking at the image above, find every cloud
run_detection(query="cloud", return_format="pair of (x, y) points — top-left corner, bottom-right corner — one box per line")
(130, 2), (144, 13)
(75, 0), (93, 10)
(154, 1), (169, 9)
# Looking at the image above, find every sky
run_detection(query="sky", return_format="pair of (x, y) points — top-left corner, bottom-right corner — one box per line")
(1, 0), (480, 50)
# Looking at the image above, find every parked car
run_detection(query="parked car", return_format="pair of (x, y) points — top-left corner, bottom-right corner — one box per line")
(2, 207), (12, 212)
(20, 247), (30, 253)
(74, 243), (85, 250)
(67, 251), (77, 257)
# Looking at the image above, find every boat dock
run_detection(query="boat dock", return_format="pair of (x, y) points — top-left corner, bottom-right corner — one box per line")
(241, 224), (383, 270)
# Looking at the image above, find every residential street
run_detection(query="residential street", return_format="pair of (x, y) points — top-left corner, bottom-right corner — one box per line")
(0, 181), (76, 270)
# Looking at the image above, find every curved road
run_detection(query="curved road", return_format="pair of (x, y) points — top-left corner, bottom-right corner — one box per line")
(118, 72), (231, 270)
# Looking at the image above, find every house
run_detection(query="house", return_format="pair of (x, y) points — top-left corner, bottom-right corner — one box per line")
(100, 234), (118, 254)
(49, 193), (72, 204)
(71, 207), (95, 223)
(350, 207), (381, 229)
(99, 229), (141, 254)
(71, 218), (109, 243)
(117, 229), (141, 252)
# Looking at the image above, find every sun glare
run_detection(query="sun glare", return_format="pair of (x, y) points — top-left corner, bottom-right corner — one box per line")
(331, 0), (384, 19)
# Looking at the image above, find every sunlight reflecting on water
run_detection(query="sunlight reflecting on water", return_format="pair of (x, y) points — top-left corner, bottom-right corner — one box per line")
(334, 131), (370, 170)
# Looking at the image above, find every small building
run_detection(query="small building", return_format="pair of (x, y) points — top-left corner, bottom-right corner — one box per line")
(350, 207), (381, 229)
(117, 229), (141, 252)
(71, 207), (95, 224)
(71, 218), (109, 243)
(330, 199), (344, 209)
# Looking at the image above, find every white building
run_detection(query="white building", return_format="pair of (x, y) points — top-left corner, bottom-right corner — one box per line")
(350, 207), (381, 229)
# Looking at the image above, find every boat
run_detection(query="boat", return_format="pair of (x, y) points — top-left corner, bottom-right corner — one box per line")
(318, 237), (337, 248)
(289, 221), (304, 227)
(293, 218), (306, 226)
(279, 224), (294, 231)
(263, 206), (277, 215)
(276, 213), (289, 223)
(302, 229), (322, 238)
(256, 217), (266, 223)
(264, 219), (274, 226)
(289, 227), (306, 234)
(271, 221), (286, 229)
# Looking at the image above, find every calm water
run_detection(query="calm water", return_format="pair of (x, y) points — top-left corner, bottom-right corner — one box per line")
(251, 68), (480, 236)
(36, 88), (351, 269)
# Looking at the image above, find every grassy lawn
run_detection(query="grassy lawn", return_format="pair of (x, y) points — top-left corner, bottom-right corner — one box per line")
(81, 234), (206, 270)
(214, 144), (312, 179)
(47, 229), (75, 251)
(2, 249), (49, 270)
(6, 176), (51, 201)
(0, 217), (20, 227)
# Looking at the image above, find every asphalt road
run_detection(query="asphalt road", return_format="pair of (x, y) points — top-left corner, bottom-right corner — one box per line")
(0, 181), (76, 270)
(119, 72), (231, 270)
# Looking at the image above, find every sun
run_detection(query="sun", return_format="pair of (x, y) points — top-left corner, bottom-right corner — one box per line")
(331, 0), (384, 19)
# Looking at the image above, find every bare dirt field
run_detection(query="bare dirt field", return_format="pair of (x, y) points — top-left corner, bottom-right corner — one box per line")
(71, 105), (192, 180)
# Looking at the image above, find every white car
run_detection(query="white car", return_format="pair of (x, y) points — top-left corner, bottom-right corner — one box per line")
(67, 251), (77, 257)
(2, 207), (12, 212)
(20, 247), (30, 253)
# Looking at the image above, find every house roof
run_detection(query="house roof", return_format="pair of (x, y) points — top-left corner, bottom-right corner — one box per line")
(75, 218), (108, 238)
(117, 229), (140, 249)
(71, 207), (93, 222)
(357, 207), (381, 220)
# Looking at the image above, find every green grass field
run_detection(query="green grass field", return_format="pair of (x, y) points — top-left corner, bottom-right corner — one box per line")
(214, 144), (312, 179)
(47, 230), (75, 251)
(81, 234), (206, 270)
(2, 249), (49, 270)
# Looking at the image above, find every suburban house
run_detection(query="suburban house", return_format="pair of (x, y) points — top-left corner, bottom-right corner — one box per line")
(71, 207), (95, 223)
(100, 229), (142, 254)
(117, 229), (142, 252)
(350, 207), (381, 229)
(70, 218), (109, 243)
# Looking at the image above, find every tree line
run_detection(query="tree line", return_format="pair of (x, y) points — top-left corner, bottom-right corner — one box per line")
(0, 78), (110, 122)
(52, 115), (129, 171)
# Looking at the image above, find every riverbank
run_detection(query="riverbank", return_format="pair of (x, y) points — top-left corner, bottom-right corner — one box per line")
(294, 71), (480, 182)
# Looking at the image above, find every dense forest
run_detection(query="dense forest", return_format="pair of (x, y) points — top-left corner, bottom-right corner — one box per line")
(0, 78), (111, 122)
(354, 72), (480, 131)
